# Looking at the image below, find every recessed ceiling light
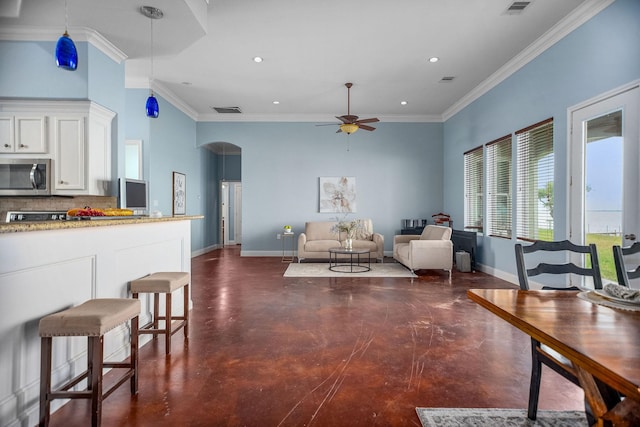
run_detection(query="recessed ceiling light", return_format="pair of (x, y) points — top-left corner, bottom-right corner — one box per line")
(428, 57), (439, 63)
(400, 101), (408, 105)
(253, 56), (263, 63)
(272, 101), (280, 105)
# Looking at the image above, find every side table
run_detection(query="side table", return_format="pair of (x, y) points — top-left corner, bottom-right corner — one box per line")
(282, 232), (295, 262)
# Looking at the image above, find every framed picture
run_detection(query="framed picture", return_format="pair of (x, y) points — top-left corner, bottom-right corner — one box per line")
(172, 172), (186, 215)
(319, 176), (356, 213)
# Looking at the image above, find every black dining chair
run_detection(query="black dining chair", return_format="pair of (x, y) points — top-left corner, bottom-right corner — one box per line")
(613, 241), (640, 287)
(514, 240), (603, 421)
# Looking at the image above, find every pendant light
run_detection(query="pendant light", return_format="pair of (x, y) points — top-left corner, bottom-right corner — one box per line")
(55, 0), (78, 70)
(141, 6), (163, 118)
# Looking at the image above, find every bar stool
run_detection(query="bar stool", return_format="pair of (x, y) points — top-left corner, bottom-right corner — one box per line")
(130, 272), (190, 355)
(39, 298), (140, 427)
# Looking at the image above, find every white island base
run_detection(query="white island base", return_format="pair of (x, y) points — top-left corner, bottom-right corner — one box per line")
(0, 218), (194, 426)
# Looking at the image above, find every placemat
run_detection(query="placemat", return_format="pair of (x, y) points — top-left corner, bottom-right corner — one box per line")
(578, 291), (640, 312)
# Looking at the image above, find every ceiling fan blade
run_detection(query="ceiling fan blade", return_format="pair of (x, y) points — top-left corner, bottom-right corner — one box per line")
(356, 118), (379, 124)
(358, 124), (376, 131)
(336, 128), (343, 133)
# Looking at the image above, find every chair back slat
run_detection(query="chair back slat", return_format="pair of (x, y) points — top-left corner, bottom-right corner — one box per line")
(515, 240), (603, 290)
(528, 262), (598, 278)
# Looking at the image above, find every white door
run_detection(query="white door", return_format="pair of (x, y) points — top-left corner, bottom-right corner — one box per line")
(220, 181), (229, 246)
(233, 183), (242, 245)
(570, 82), (639, 284)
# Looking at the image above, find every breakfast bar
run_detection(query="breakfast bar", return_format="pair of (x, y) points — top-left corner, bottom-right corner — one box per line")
(0, 216), (201, 424)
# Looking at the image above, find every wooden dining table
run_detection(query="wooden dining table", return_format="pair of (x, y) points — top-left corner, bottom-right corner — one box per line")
(467, 288), (640, 427)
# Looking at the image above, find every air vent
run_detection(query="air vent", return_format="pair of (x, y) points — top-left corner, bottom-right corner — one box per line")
(505, 1), (531, 14)
(439, 76), (455, 83)
(212, 106), (242, 114)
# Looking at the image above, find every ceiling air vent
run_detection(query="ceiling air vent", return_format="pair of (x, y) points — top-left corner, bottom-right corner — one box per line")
(439, 76), (455, 83)
(212, 106), (242, 114)
(505, 1), (532, 15)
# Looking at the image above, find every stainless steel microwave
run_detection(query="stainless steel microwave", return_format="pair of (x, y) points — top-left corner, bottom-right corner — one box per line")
(0, 158), (51, 196)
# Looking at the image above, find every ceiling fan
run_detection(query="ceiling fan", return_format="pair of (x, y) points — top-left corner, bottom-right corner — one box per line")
(318, 83), (379, 134)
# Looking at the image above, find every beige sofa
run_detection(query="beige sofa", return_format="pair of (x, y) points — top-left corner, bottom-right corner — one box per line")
(297, 219), (384, 262)
(393, 225), (453, 277)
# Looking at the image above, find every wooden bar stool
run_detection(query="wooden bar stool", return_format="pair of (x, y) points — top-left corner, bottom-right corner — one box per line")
(130, 272), (190, 355)
(39, 298), (140, 427)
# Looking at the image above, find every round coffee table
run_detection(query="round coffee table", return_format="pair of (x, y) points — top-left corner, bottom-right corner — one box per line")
(328, 247), (371, 273)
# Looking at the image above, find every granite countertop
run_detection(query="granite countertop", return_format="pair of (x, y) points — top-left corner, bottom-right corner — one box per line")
(0, 215), (204, 234)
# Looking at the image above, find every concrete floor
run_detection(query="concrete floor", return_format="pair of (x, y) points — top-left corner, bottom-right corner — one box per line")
(48, 246), (583, 426)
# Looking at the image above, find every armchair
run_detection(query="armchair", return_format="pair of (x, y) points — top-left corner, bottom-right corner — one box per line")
(393, 225), (453, 278)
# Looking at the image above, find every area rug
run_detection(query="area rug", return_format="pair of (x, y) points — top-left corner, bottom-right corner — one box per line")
(416, 408), (587, 427)
(283, 262), (417, 278)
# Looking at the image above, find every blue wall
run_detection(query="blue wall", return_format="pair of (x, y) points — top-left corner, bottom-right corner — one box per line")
(197, 121), (444, 253)
(442, 0), (640, 277)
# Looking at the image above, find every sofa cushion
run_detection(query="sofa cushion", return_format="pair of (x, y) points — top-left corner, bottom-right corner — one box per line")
(353, 218), (373, 241)
(305, 221), (338, 241)
(305, 240), (341, 252)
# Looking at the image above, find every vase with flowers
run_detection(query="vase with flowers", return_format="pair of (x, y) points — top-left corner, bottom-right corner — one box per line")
(330, 216), (362, 250)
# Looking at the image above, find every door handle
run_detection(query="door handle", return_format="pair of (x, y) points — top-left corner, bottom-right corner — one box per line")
(624, 233), (637, 241)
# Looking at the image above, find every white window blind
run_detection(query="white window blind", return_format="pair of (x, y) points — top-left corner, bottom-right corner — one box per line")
(464, 146), (483, 232)
(486, 135), (512, 239)
(516, 118), (554, 241)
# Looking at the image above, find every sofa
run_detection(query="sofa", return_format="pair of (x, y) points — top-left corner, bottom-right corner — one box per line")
(297, 219), (384, 262)
(393, 225), (453, 277)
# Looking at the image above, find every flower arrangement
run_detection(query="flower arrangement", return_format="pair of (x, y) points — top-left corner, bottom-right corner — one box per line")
(330, 216), (362, 239)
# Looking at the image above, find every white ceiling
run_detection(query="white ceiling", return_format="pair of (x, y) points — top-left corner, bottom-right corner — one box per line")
(0, 0), (610, 123)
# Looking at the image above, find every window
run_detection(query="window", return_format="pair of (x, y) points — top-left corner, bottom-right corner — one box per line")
(486, 135), (512, 238)
(516, 118), (554, 241)
(464, 146), (483, 232)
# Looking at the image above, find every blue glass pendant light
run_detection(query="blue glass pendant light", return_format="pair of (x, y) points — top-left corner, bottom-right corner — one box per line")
(146, 92), (159, 118)
(55, 1), (77, 70)
(141, 6), (164, 118)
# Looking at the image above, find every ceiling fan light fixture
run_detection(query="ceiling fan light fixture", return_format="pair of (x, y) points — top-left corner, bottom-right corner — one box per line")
(340, 123), (359, 134)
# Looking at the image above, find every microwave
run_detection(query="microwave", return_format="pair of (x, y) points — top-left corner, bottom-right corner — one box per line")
(0, 158), (51, 196)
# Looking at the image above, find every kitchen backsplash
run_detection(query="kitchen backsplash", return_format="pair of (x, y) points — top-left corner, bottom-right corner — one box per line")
(0, 196), (117, 221)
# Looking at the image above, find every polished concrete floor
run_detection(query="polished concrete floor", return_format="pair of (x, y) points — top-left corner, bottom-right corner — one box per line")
(49, 247), (583, 426)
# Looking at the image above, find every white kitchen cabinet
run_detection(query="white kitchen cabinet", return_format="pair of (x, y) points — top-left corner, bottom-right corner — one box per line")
(52, 115), (85, 191)
(0, 113), (47, 154)
(51, 102), (114, 196)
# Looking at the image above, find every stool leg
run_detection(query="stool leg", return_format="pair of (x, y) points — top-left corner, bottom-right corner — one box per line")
(183, 283), (190, 339)
(131, 315), (139, 394)
(39, 337), (52, 427)
(89, 336), (104, 427)
(153, 293), (160, 340)
(165, 292), (172, 354)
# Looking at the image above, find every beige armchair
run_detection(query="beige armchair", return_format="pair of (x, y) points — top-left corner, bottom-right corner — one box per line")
(393, 225), (453, 278)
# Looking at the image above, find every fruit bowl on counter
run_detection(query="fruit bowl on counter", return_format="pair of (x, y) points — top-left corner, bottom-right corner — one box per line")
(66, 207), (139, 220)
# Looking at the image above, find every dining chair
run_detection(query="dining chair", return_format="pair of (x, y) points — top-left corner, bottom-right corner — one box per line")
(514, 240), (603, 421)
(613, 241), (640, 287)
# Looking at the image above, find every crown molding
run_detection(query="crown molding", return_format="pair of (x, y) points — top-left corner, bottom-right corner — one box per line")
(196, 113), (442, 123)
(0, 25), (127, 63)
(442, 0), (615, 121)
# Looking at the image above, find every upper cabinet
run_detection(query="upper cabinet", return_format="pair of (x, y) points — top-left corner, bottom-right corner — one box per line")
(0, 100), (114, 196)
(0, 114), (47, 154)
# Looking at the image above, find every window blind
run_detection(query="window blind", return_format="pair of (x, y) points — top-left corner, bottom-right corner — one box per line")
(464, 146), (483, 232)
(516, 118), (554, 241)
(486, 135), (512, 239)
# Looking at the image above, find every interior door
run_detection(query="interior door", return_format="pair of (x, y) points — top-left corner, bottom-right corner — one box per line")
(570, 83), (639, 283)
